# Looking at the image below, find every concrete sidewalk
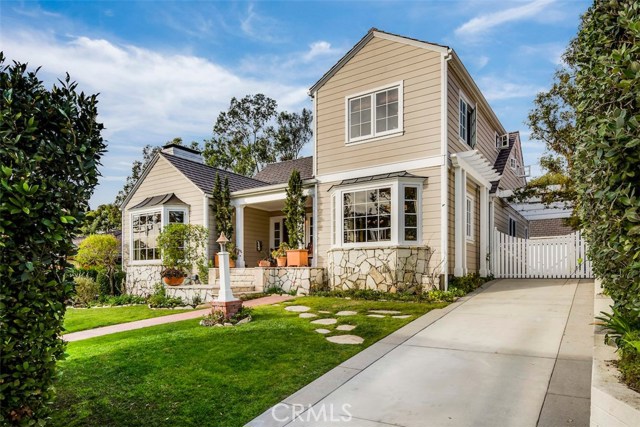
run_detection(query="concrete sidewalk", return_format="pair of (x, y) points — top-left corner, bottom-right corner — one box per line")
(64, 294), (293, 342)
(250, 279), (594, 427)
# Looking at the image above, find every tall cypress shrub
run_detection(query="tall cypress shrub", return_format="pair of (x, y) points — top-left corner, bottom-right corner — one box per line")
(283, 169), (307, 248)
(0, 56), (105, 424)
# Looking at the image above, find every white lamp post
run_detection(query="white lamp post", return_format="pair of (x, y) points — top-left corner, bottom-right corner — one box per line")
(212, 232), (242, 317)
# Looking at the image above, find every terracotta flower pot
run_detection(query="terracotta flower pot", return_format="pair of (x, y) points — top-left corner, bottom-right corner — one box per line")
(276, 256), (287, 267)
(163, 276), (185, 286)
(286, 249), (309, 267)
(258, 260), (271, 267)
(229, 259), (236, 268)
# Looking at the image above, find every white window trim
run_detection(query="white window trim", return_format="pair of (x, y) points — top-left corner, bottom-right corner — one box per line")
(331, 178), (423, 248)
(510, 158), (517, 169)
(345, 80), (404, 145)
(129, 205), (189, 265)
(458, 90), (476, 146)
(466, 194), (475, 242)
(494, 131), (501, 152)
(270, 215), (313, 250)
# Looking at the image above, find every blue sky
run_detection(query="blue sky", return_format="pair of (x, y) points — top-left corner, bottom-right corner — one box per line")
(1, 0), (589, 208)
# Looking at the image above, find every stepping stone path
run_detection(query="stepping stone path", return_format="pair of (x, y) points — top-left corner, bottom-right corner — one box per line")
(318, 310), (331, 314)
(285, 305), (311, 312)
(367, 314), (385, 318)
(369, 310), (402, 314)
(326, 335), (364, 345)
(311, 318), (337, 325)
(336, 311), (357, 316)
(393, 315), (412, 319)
(299, 313), (318, 318)
(337, 325), (356, 331)
(315, 329), (331, 334)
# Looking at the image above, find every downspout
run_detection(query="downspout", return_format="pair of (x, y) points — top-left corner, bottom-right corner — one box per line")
(440, 48), (452, 290)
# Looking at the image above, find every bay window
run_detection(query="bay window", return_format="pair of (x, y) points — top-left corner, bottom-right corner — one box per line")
(333, 177), (423, 247)
(347, 82), (403, 143)
(130, 205), (188, 262)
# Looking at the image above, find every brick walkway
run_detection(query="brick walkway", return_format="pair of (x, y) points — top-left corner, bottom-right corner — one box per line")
(64, 294), (294, 342)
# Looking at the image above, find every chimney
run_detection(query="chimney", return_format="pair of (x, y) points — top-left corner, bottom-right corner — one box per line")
(161, 143), (203, 164)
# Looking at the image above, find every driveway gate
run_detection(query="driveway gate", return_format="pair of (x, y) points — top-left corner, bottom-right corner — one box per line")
(492, 229), (593, 279)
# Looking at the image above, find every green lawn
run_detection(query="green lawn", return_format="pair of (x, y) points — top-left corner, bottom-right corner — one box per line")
(63, 305), (192, 334)
(53, 297), (447, 427)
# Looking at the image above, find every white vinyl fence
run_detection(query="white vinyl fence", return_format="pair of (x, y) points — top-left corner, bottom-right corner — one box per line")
(492, 229), (593, 279)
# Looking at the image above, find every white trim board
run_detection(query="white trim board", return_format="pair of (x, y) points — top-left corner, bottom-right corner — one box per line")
(316, 156), (443, 184)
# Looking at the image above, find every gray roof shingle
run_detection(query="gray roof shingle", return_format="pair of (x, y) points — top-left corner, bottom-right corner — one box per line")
(161, 153), (269, 194)
(253, 156), (314, 185)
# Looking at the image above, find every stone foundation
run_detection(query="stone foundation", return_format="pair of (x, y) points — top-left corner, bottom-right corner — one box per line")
(125, 264), (163, 296)
(256, 267), (325, 295)
(165, 285), (217, 305)
(327, 246), (438, 292)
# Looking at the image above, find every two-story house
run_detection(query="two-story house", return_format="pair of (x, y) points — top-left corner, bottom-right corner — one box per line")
(121, 28), (528, 295)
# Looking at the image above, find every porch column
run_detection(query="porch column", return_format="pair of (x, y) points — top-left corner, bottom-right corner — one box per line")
(454, 166), (467, 277)
(235, 204), (245, 267)
(479, 186), (489, 277)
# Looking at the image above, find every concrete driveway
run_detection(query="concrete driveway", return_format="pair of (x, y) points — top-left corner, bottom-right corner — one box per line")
(250, 279), (594, 427)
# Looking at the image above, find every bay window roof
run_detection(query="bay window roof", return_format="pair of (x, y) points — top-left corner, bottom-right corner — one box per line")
(329, 171), (426, 191)
(130, 193), (187, 210)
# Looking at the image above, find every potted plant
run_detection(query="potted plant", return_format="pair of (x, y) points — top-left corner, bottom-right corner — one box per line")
(271, 243), (289, 267)
(157, 223), (209, 286)
(227, 242), (241, 268)
(258, 249), (272, 267)
(283, 169), (309, 267)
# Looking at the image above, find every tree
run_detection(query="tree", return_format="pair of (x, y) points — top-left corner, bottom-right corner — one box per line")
(75, 234), (120, 295)
(203, 94), (278, 176)
(567, 0), (640, 319)
(283, 169), (307, 248)
(211, 173), (233, 240)
(0, 55), (105, 424)
(114, 144), (160, 206)
(272, 108), (313, 161)
(81, 203), (121, 234)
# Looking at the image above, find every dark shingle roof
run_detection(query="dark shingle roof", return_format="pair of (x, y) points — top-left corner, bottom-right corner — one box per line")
(161, 153), (269, 193)
(490, 131), (519, 193)
(130, 193), (186, 209)
(253, 156), (314, 185)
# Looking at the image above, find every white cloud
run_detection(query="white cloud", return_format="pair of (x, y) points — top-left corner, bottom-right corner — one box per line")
(477, 76), (544, 101)
(472, 55), (490, 69)
(303, 41), (338, 61)
(2, 29), (309, 205)
(240, 3), (286, 43)
(455, 0), (556, 38)
(521, 43), (566, 65)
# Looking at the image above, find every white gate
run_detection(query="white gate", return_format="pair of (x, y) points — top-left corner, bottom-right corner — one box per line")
(492, 229), (593, 279)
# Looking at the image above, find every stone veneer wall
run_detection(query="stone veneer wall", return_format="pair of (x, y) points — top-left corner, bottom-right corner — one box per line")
(126, 264), (163, 296)
(257, 267), (325, 296)
(327, 246), (437, 292)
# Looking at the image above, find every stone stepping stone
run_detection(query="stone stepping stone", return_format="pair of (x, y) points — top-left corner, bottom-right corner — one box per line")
(311, 318), (337, 325)
(285, 305), (311, 312)
(367, 314), (385, 318)
(315, 329), (331, 334)
(318, 310), (331, 314)
(336, 310), (357, 316)
(336, 325), (356, 331)
(299, 313), (318, 318)
(393, 315), (412, 319)
(326, 335), (364, 345)
(369, 310), (401, 314)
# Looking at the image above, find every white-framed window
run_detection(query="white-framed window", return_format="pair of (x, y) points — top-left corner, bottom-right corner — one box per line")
(332, 178), (423, 247)
(508, 216), (517, 237)
(459, 92), (476, 147)
(466, 195), (474, 241)
(346, 82), (403, 144)
(510, 158), (517, 169)
(130, 205), (188, 262)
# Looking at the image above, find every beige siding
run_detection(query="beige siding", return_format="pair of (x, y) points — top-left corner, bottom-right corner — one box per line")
(498, 140), (527, 191)
(123, 156), (205, 265)
(243, 208), (270, 267)
(316, 36), (442, 176)
(493, 197), (528, 239)
(315, 166), (442, 269)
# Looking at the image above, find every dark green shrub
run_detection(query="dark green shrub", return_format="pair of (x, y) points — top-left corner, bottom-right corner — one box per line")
(449, 273), (491, 294)
(72, 276), (100, 307)
(0, 56), (105, 424)
(147, 284), (185, 308)
(97, 294), (146, 306)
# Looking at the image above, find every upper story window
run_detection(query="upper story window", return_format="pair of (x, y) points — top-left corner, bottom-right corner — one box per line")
(459, 93), (476, 147)
(510, 158), (517, 169)
(131, 206), (187, 262)
(347, 82), (403, 144)
(508, 216), (517, 237)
